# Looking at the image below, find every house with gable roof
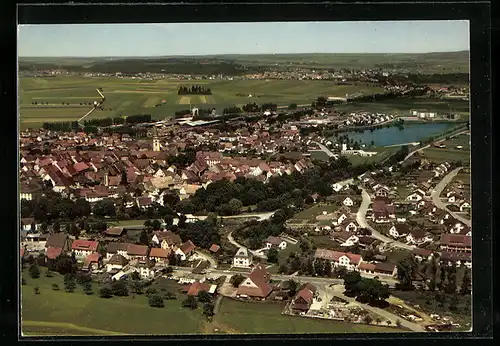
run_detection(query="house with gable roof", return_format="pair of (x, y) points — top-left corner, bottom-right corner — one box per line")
(236, 264), (272, 300)
(233, 247), (253, 268)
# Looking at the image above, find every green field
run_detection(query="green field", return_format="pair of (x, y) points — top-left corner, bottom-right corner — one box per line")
(289, 203), (340, 224)
(334, 97), (470, 116)
(19, 76), (385, 129)
(216, 298), (400, 334)
(21, 269), (205, 335)
(21, 268), (400, 336)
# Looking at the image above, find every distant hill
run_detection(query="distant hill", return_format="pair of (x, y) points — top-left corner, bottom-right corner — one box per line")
(18, 51), (469, 75)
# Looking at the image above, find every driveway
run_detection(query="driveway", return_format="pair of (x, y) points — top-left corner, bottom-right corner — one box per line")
(193, 250), (218, 269)
(430, 167), (471, 227)
(356, 188), (414, 251)
(227, 232), (267, 259)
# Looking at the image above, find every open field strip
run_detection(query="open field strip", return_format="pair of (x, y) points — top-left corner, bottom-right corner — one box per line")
(142, 97), (161, 107)
(22, 321), (123, 336)
(108, 90), (170, 94)
(178, 96), (192, 104)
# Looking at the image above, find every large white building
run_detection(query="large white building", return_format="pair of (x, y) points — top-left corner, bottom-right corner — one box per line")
(233, 247), (253, 268)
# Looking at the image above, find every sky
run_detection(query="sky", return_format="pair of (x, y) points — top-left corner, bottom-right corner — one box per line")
(18, 21), (469, 57)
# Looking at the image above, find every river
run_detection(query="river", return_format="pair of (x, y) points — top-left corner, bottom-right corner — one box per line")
(332, 122), (456, 147)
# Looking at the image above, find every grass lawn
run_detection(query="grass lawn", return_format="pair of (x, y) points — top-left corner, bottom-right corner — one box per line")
(277, 243), (300, 266)
(291, 203), (339, 222)
(215, 298), (400, 333)
(21, 268), (206, 335)
(384, 249), (412, 264)
(422, 148), (470, 163)
(109, 219), (150, 227)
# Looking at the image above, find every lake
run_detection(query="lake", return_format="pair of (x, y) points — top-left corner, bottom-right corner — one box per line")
(333, 122), (456, 147)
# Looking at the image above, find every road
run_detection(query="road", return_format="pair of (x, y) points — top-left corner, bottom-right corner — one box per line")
(312, 141), (339, 159)
(356, 188), (415, 251)
(431, 167), (471, 227)
(171, 266), (399, 287)
(227, 231), (267, 259)
(193, 250), (218, 269)
(77, 88), (106, 125)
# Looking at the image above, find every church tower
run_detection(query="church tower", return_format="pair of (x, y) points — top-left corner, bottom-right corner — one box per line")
(152, 126), (161, 152)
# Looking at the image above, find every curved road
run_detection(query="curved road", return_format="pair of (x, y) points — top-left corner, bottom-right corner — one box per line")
(431, 167), (471, 227)
(227, 231), (267, 259)
(356, 188), (415, 251)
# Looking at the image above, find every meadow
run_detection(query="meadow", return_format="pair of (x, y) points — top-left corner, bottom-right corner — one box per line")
(21, 268), (398, 336)
(19, 76), (385, 129)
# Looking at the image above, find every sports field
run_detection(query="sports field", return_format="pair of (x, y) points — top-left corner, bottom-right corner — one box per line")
(18, 76), (385, 129)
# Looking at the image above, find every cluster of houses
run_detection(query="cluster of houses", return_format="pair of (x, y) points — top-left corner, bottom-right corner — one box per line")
(20, 228), (200, 279)
(341, 112), (395, 127)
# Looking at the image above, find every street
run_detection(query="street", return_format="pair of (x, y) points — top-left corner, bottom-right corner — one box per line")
(431, 167), (470, 227)
(356, 188), (414, 251)
(312, 141), (339, 159)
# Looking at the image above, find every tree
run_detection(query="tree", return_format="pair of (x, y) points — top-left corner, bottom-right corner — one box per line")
(21, 278), (26, 285)
(111, 281), (129, 296)
(197, 291), (212, 303)
(203, 302), (215, 318)
(288, 103), (298, 110)
(460, 268), (471, 295)
(29, 264), (40, 279)
(324, 260), (333, 277)
(230, 274), (245, 288)
(287, 280), (299, 297)
(68, 223), (80, 237)
(151, 219), (162, 231)
(182, 295), (198, 309)
(34, 286), (40, 295)
(64, 278), (76, 293)
(83, 281), (93, 295)
(53, 221), (60, 233)
(396, 319), (402, 328)
(149, 295), (165, 308)
(396, 255), (417, 289)
(267, 247), (279, 264)
(363, 314), (373, 324)
(146, 288), (157, 296)
(343, 270), (362, 295)
(139, 230), (149, 245)
(228, 198), (243, 215)
(100, 287), (113, 299)
(164, 214), (174, 227)
(93, 199), (116, 217)
(52, 283), (59, 291)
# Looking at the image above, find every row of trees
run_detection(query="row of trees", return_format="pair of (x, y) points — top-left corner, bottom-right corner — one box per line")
(177, 85), (212, 95)
(42, 121), (80, 132)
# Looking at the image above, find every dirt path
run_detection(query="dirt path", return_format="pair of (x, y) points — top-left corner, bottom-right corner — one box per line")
(22, 320), (122, 335)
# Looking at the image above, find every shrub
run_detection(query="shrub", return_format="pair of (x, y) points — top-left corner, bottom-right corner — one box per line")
(146, 288), (157, 295)
(29, 264), (40, 279)
(182, 296), (198, 309)
(197, 291), (212, 303)
(148, 295), (165, 308)
(164, 292), (176, 300)
(99, 287), (113, 299)
(21, 278), (26, 285)
(111, 281), (129, 296)
(45, 270), (53, 278)
(33, 287), (40, 295)
(52, 284), (60, 291)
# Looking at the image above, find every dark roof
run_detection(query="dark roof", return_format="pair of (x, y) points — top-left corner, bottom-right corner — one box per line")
(179, 240), (196, 255)
(127, 244), (149, 256)
(106, 242), (130, 253)
(45, 234), (69, 249)
(374, 262), (396, 274)
(104, 227), (125, 236)
(440, 234), (472, 247)
(107, 254), (129, 266)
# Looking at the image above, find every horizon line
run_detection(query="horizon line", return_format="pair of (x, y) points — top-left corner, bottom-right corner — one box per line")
(18, 50), (470, 59)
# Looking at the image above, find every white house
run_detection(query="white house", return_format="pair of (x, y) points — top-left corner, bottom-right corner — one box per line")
(175, 240), (196, 261)
(343, 197), (354, 206)
(339, 234), (359, 247)
(459, 201), (471, 212)
(331, 183), (343, 192)
(71, 240), (99, 259)
(265, 236), (287, 250)
(389, 224), (410, 239)
(106, 242), (129, 260)
(333, 213), (349, 226)
(406, 230), (433, 245)
(106, 254), (129, 272)
(233, 247), (253, 268)
(406, 190), (426, 202)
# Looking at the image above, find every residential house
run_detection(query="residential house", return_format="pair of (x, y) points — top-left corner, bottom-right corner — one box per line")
(106, 254), (129, 272)
(175, 240), (196, 261)
(372, 197), (395, 223)
(44, 233), (71, 256)
(406, 230), (432, 245)
(440, 234), (472, 253)
(388, 224), (410, 239)
(149, 247), (171, 265)
(406, 189), (426, 202)
(358, 236), (377, 249)
(373, 185), (390, 197)
(290, 283), (317, 313)
(236, 264), (272, 299)
(338, 218), (358, 233)
(154, 231), (182, 249)
(334, 232), (359, 247)
(82, 252), (102, 272)
(127, 244), (150, 261)
(314, 248), (362, 271)
(440, 251), (472, 269)
(20, 218), (39, 232)
(106, 242), (129, 260)
(21, 232), (49, 252)
(71, 240), (99, 259)
(137, 261), (158, 280)
(265, 236), (287, 250)
(233, 247), (253, 268)
(104, 227), (127, 238)
(459, 201), (471, 212)
(209, 244), (220, 254)
(186, 281), (217, 296)
(374, 262), (398, 277)
(343, 197), (354, 206)
(412, 248), (434, 262)
(358, 262), (377, 275)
